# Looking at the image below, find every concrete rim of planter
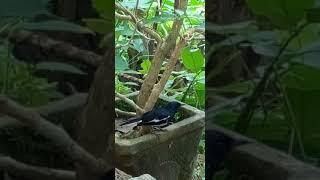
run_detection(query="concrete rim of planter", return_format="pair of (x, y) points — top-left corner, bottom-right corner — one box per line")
(115, 92), (205, 156)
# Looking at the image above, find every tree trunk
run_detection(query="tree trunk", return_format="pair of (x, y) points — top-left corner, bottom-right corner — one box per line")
(76, 47), (115, 180)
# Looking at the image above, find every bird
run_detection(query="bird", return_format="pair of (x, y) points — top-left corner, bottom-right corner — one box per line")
(120, 101), (182, 128)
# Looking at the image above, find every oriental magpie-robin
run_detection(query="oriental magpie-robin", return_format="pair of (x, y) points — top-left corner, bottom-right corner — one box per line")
(120, 101), (181, 128)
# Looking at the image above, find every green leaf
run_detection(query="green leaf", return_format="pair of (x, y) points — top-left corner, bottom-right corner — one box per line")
(306, 7), (320, 22)
(195, 82), (205, 108)
(36, 62), (86, 75)
(115, 54), (129, 72)
(246, 0), (315, 29)
(120, 0), (151, 9)
(139, 59), (151, 74)
(206, 21), (257, 35)
(292, 41), (320, 70)
(20, 20), (94, 34)
(181, 47), (204, 73)
(281, 64), (320, 89)
(83, 18), (113, 34)
(284, 87), (320, 153)
(212, 81), (253, 94)
(132, 38), (145, 53)
(0, 0), (50, 18)
(92, 0), (114, 19)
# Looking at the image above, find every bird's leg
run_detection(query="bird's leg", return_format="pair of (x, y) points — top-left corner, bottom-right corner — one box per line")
(152, 126), (166, 132)
(150, 126), (164, 141)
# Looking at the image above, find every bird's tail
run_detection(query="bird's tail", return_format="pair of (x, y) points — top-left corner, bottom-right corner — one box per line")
(119, 117), (142, 126)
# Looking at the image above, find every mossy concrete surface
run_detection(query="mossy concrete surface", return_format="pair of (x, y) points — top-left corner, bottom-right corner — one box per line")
(115, 93), (205, 180)
(206, 123), (320, 180)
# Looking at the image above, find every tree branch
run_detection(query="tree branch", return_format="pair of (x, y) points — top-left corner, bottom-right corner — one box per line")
(136, 0), (188, 111)
(8, 30), (102, 67)
(115, 4), (163, 44)
(0, 96), (109, 174)
(115, 108), (136, 117)
(0, 155), (75, 180)
(115, 92), (144, 115)
(144, 36), (187, 111)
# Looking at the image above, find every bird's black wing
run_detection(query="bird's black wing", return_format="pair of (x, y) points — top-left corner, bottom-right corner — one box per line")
(119, 112), (151, 126)
(138, 107), (173, 127)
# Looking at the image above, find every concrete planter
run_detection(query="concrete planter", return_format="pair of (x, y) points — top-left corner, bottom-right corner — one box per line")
(115, 92), (205, 180)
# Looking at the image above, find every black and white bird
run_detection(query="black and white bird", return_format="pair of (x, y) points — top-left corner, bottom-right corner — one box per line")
(120, 101), (182, 128)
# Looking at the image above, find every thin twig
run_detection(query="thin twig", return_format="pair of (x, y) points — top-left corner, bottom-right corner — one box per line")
(234, 23), (309, 133)
(0, 96), (109, 174)
(115, 3), (163, 44)
(0, 156), (75, 180)
(115, 92), (144, 114)
(115, 108), (136, 117)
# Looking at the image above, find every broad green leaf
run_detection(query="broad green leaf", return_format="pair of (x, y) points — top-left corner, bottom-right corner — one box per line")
(93, 0), (114, 19)
(284, 87), (320, 154)
(306, 7), (320, 22)
(116, 23), (135, 36)
(281, 64), (320, 89)
(83, 18), (113, 34)
(115, 54), (129, 72)
(251, 43), (280, 57)
(20, 20), (94, 34)
(281, 64), (320, 154)
(0, 0), (50, 18)
(132, 38), (145, 53)
(206, 21), (257, 35)
(212, 81), (253, 94)
(36, 62), (86, 75)
(120, 0), (151, 9)
(195, 82), (205, 108)
(291, 41), (320, 70)
(246, 0), (315, 29)
(139, 59), (151, 74)
(181, 47), (204, 73)
(288, 24), (320, 50)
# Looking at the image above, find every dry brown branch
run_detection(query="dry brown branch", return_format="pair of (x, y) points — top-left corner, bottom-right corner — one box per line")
(144, 37), (187, 111)
(0, 93), (88, 129)
(8, 30), (102, 67)
(37, 93), (87, 117)
(136, 0), (188, 110)
(115, 108), (136, 117)
(0, 155), (75, 180)
(118, 73), (144, 84)
(0, 155), (136, 180)
(115, 92), (144, 114)
(0, 96), (109, 174)
(115, 4), (163, 44)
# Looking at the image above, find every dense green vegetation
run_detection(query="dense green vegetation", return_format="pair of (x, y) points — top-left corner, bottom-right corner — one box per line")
(115, 0), (205, 109)
(115, 0), (205, 179)
(206, 1), (320, 176)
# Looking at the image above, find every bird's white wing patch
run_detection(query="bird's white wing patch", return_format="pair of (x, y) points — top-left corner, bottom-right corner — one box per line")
(149, 116), (170, 123)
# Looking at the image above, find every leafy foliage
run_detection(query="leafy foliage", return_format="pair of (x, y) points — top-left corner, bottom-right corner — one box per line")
(0, 46), (56, 106)
(208, 0), (320, 172)
(116, 0), (205, 109)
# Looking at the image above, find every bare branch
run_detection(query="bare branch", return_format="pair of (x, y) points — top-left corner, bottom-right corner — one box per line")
(0, 155), (75, 180)
(144, 37), (187, 111)
(136, 0), (189, 110)
(8, 30), (102, 67)
(115, 92), (144, 115)
(0, 96), (109, 174)
(118, 73), (144, 84)
(115, 3), (163, 44)
(115, 108), (136, 117)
